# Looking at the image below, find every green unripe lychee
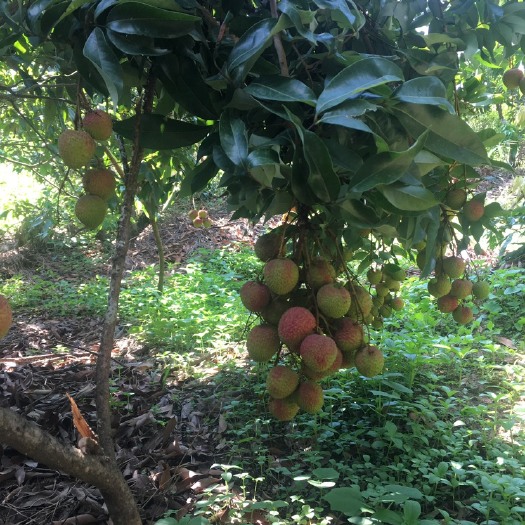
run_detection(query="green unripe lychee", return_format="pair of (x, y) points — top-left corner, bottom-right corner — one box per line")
(246, 324), (280, 362)
(239, 281), (271, 312)
(188, 209), (198, 220)
(263, 258), (299, 295)
(83, 168), (116, 201)
(277, 306), (317, 350)
(58, 130), (96, 169)
(316, 283), (351, 319)
(254, 232), (282, 262)
(296, 381), (324, 414)
(367, 268), (383, 285)
(383, 263), (406, 282)
(197, 209), (208, 219)
(82, 110), (113, 141)
(261, 298), (290, 326)
(0, 295), (13, 339)
(346, 284), (373, 320)
(300, 333), (338, 372)
(391, 297), (404, 311)
(192, 217), (204, 228)
(503, 68), (524, 89)
(452, 306), (474, 325)
(427, 275), (452, 298)
(445, 188), (467, 209)
(266, 365), (300, 399)
(472, 281), (490, 300)
(442, 256), (466, 279)
(307, 257), (336, 290)
(354, 344), (384, 378)
(375, 283), (390, 297)
(75, 195), (107, 229)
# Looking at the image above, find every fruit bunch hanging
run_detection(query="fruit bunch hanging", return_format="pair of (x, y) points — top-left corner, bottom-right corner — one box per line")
(57, 110), (116, 230)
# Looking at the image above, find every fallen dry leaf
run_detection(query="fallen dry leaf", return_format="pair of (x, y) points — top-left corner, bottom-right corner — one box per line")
(66, 393), (98, 441)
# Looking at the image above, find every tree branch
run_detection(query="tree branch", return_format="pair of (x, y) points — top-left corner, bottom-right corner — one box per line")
(270, 0), (289, 76)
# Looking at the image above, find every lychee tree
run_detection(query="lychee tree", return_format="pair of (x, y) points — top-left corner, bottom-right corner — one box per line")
(2, 0), (525, 523)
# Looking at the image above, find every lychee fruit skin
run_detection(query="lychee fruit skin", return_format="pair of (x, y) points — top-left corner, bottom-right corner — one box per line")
(463, 200), (485, 222)
(0, 295), (13, 339)
(254, 232), (282, 262)
(427, 275), (452, 298)
(278, 306), (317, 350)
(239, 281), (271, 312)
(296, 381), (324, 414)
(263, 258), (299, 295)
(316, 283), (351, 319)
(188, 209), (198, 220)
(333, 317), (364, 353)
(83, 168), (116, 201)
(268, 397), (300, 421)
(307, 257), (336, 290)
(445, 188), (467, 209)
(75, 195), (107, 229)
(391, 297), (404, 311)
(450, 279), (473, 299)
(452, 306), (474, 325)
(300, 334), (338, 372)
(261, 298), (289, 326)
(266, 365), (300, 399)
(197, 209), (208, 219)
(192, 217), (204, 228)
(346, 284), (373, 320)
(302, 348), (343, 380)
(58, 130), (96, 169)
(442, 256), (466, 279)
(383, 263), (406, 282)
(82, 110), (113, 141)
(367, 268), (383, 285)
(437, 294), (459, 313)
(472, 281), (490, 300)
(503, 68), (524, 89)
(354, 344), (384, 378)
(246, 324), (280, 362)
(202, 218), (213, 228)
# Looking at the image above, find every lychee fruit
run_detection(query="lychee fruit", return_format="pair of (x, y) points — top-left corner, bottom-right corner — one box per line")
(442, 256), (466, 279)
(83, 168), (116, 201)
(188, 209), (198, 220)
(452, 306), (474, 325)
(239, 281), (271, 312)
(0, 295), (13, 339)
(296, 381), (324, 413)
(333, 317), (364, 353)
(450, 279), (473, 299)
(472, 281), (490, 300)
(316, 283), (351, 319)
(75, 195), (107, 229)
(278, 306), (317, 350)
(306, 257), (336, 290)
(445, 188), (467, 209)
(503, 68), (524, 89)
(268, 397), (300, 421)
(391, 297), (404, 311)
(192, 217), (203, 228)
(354, 345), (384, 378)
(246, 324), (280, 362)
(383, 263), (406, 282)
(367, 268), (383, 285)
(261, 298), (290, 325)
(375, 283), (390, 297)
(254, 232), (282, 262)
(299, 334), (338, 372)
(302, 348), (343, 380)
(82, 110), (113, 141)
(346, 284), (373, 320)
(58, 130), (96, 169)
(263, 258), (299, 295)
(463, 199), (485, 222)
(437, 294), (459, 313)
(266, 365), (300, 399)
(427, 275), (452, 298)
(383, 276), (401, 292)
(197, 209), (208, 219)
(202, 218), (213, 228)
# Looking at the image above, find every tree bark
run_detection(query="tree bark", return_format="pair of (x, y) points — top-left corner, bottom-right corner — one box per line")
(0, 407), (141, 524)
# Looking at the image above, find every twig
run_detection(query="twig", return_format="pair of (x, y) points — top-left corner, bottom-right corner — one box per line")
(270, 0), (289, 76)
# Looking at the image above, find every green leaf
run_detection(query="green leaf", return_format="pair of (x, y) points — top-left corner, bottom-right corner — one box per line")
(279, 0), (317, 43)
(379, 184), (439, 211)
(317, 57), (404, 114)
(106, 29), (171, 56)
(382, 485), (424, 502)
(313, 0), (365, 30)
(371, 508), (403, 525)
(350, 133), (427, 193)
(244, 77), (316, 106)
(226, 18), (277, 85)
(403, 500), (422, 525)
(106, 2), (199, 38)
(291, 147), (316, 205)
(394, 77), (454, 111)
(113, 114), (210, 149)
(324, 487), (366, 515)
(180, 157), (219, 197)
(83, 28), (123, 105)
(393, 103), (488, 165)
(302, 130), (340, 202)
(219, 111), (249, 167)
(247, 149), (281, 187)
(312, 468), (340, 480)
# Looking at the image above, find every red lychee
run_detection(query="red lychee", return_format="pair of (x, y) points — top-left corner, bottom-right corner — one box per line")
(463, 199), (485, 222)
(299, 334), (338, 372)
(333, 317), (364, 353)
(82, 110), (113, 141)
(296, 381), (324, 414)
(246, 324), (280, 362)
(263, 258), (299, 295)
(306, 257), (336, 290)
(58, 129), (96, 169)
(316, 283), (351, 319)
(450, 279), (473, 299)
(83, 168), (116, 201)
(268, 397), (300, 421)
(239, 281), (271, 312)
(266, 365), (300, 399)
(437, 294), (459, 313)
(452, 306), (474, 325)
(354, 345), (384, 378)
(277, 306), (317, 350)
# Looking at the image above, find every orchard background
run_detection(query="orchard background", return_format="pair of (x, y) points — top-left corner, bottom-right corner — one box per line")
(0, 0), (525, 524)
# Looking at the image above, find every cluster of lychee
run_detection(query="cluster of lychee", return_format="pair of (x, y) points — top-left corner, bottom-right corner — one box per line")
(57, 110), (116, 230)
(240, 230), (389, 421)
(0, 295), (12, 340)
(188, 209), (213, 229)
